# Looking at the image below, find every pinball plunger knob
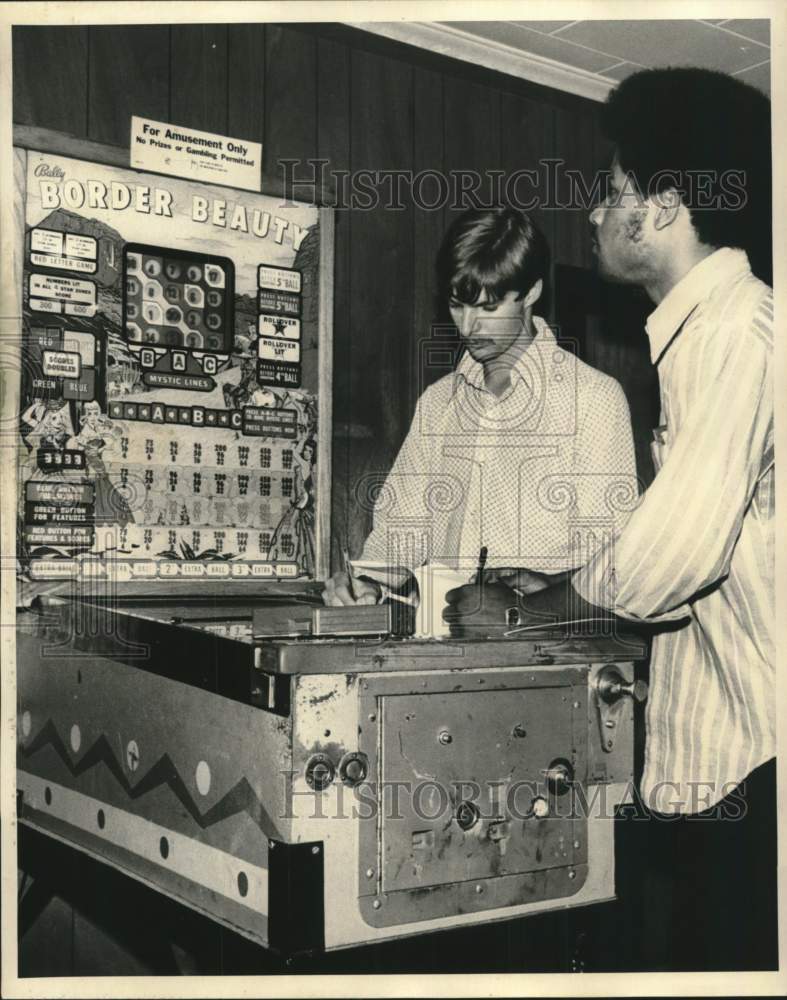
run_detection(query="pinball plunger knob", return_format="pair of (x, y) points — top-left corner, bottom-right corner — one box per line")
(596, 666), (649, 705)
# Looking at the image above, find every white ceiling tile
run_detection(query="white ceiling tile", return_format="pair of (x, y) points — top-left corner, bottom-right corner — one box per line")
(441, 22), (619, 73)
(721, 19), (770, 45)
(510, 21), (577, 35)
(734, 61), (771, 95)
(557, 19), (768, 74)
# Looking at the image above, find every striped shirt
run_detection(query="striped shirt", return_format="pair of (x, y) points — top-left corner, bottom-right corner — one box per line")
(573, 248), (774, 814)
(362, 316), (637, 573)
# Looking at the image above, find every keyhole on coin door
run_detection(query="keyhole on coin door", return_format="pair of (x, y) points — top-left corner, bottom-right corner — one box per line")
(456, 800), (480, 831)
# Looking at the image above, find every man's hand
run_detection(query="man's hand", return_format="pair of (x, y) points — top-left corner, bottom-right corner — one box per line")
(443, 578), (590, 638)
(322, 571), (380, 606)
(442, 581), (520, 637)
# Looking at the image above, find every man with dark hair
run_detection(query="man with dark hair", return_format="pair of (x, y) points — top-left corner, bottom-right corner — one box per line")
(324, 206), (636, 604)
(600, 66), (771, 283)
(446, 69), (775, 970)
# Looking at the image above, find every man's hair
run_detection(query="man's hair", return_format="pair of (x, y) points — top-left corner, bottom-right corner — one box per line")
(601, 67), (771, 280)
(436, 207), (550, 306)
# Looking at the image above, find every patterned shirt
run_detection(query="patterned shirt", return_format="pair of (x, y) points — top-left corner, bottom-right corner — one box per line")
(573, 249), (774, 814)
(362, 316), (637, 574)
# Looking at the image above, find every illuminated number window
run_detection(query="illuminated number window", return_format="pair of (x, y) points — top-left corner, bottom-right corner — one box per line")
(168, 530), (177, 548)
(238, 474), (249, 496)
(281, 477), (293, 498)
(281, 533), (294, 556)
(215, 473), (227, 495)
(193, 443), (202, 464)
(123, 245), (234, 354)
(238, 445), (249, 468)
(260, 447), (271, 468)
(215, 444), (227, 466)
(168, 471), (178, 492)
(214, 530), (225, 552)
(237, 531), (248, 553)
(259, 531), (272, 552)
(259, 476), (271, 497)
(193, 473), (202, 494)
(282, 449), (293, 469)
(192, 531), (201, 551)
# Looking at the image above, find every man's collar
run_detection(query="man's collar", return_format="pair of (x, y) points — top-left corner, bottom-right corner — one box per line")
(645, 248), (751, 365)
(452, 315), (556, 396)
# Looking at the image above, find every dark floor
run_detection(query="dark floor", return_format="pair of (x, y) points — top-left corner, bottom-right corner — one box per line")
(18, 803), (778, 978)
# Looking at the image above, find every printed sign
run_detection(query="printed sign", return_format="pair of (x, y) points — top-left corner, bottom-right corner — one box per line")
(242, 406), (299, 438)
(130, 116), (263, 192)
(30, 227), (98, 273)
(258, 337), (301, 364)
(258, 289), (301, 317)
(258, 359), (301, 388)
(257, 315), (301, 340)
(42, 350), (80, 379)
(258, 265), (301, 293)
(29, 273), (97, 316)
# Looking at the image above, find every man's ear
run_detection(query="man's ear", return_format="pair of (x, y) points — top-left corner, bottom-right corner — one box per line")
(522, 278), (543, 309)
(653, 188), (682, 231)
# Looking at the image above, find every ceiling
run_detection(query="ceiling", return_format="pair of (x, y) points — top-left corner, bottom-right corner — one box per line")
(349, 19), (771, 101)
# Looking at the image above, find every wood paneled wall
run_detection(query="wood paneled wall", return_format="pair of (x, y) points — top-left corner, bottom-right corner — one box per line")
(13, 22), (643, 569)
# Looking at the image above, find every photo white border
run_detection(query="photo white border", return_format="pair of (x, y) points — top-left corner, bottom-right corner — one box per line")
(1, 2), (784, 997)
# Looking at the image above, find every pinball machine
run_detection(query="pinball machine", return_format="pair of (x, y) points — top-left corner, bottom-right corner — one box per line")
(11, 126), (647, 968)
(17, 585), (646, 959)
